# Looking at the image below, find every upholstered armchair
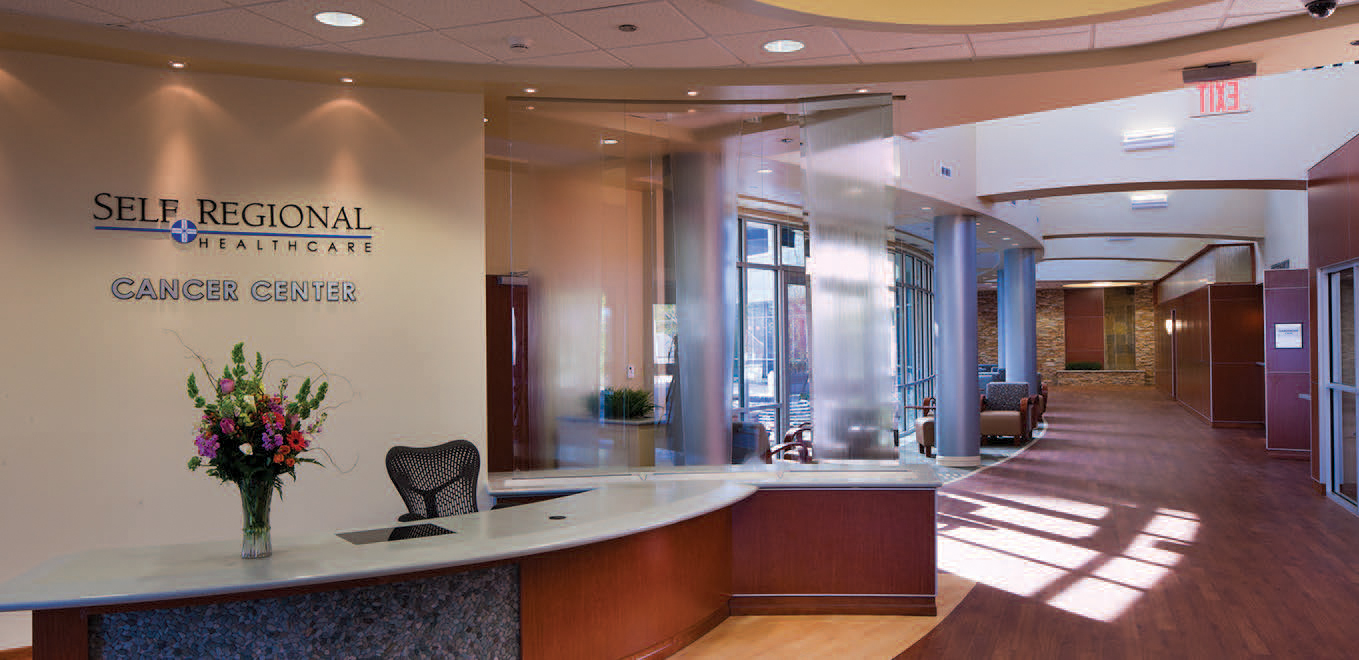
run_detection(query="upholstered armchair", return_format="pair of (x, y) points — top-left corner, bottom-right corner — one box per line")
(979, 382), (1036, 445)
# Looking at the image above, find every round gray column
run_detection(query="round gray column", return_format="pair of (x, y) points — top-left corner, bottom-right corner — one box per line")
(1001, 247), (1040, 396)
(932, 214), (980, 467)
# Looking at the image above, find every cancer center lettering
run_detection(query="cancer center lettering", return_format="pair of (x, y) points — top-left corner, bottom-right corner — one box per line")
(111, 278), (357, 303)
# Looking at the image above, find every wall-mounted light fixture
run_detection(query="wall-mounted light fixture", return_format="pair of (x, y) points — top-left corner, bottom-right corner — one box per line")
(1122, 127), (1175, 151)
(1130, 192), (1169, 209)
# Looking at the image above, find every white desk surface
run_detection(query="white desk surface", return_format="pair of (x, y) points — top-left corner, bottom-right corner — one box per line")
(491, 463), (941, 495)
(0, 480), (756, 612)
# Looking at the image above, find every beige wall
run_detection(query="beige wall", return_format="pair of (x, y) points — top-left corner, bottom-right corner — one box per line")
(0, 50), (485, 647)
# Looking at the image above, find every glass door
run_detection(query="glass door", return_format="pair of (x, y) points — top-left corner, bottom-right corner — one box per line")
(784, 272), (811, 432)
(1322, 265), (1358, 506)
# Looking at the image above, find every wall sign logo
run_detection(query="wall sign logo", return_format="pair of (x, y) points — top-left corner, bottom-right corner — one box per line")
(170, 219), (198, 244)
(92, 193), (374, 255)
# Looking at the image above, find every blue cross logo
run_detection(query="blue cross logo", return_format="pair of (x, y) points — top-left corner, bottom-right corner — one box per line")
(170, 219), (198, 244)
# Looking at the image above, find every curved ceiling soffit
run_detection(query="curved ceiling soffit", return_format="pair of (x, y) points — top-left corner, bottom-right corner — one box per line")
(717, 0), (1219, 33)
(0, 8), (1357, 98)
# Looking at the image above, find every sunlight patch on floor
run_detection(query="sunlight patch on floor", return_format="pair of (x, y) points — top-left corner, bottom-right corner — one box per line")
(938, 494), (1200, 623)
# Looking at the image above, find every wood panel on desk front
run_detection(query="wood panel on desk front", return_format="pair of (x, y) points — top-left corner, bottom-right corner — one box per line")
(520, 509), (732, 660)
(730, 489), (936, 616)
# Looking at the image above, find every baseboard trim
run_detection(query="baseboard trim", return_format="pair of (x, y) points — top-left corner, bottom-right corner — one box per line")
(625, 604), (728, 659)
(0, 647), (33, 660)
(729, 594), (936, 616)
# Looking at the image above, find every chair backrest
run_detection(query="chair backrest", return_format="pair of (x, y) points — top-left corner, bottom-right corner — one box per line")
(985, 382), (1029, 411)
(385, 439), (480, 520)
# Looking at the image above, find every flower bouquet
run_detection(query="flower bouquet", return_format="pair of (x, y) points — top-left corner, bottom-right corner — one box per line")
(186, 342), (328, 558)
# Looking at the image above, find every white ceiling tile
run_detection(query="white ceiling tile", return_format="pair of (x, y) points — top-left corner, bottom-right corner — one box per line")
(552, 1), (705, 49)
(340, 30), (496, 62)
(73, 1), (231, 22)
(248, 0), (430, 42)
(510, 49), (631, 67)
(834, 28), (964, 54)
(713, 26), (851, 64)
(521, 0), (627, 13)
(372, 0), (539, 29)
(970, 25), (1091, 42)
(972, 31), (1091, 58)
(0, 0), (125, 23)
(671, 0), (807, 36)
(858, 42), (973, 63)
(1100, 0), (1228, 28)
(611, 37), (742, 67)
(1095, 18), (1221, 49)
(1221, 10), (1292, 27)
(146, 8), (322, 47)
(442, 16), (598, 60)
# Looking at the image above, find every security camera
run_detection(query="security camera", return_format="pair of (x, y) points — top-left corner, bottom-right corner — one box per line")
(1304, 0), (1337, 18)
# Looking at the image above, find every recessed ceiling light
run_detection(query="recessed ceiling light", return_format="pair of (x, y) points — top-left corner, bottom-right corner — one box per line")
(339, 77), (353, 84)
(686, 90), (699, 96)
(987, 230), (997, 234)
(687, 108), (696, 113)
(601, 138), (619, 145)
(763, 39), (805, 53)
(524, 105), (535, 111)
(756, 168), (773, 174)
(856, 88), (870, 93)
(314, 11), (364, 28)
(617, 23), (638, 32)
(169, 61), (186, 69)
(523, 87), (537, 94)
(922, 207), (932, 211)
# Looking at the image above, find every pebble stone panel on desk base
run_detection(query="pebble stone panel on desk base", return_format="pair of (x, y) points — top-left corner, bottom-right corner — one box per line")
(87, 564), (519, 659)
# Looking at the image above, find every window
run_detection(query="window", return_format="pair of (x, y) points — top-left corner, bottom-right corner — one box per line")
(734, 219), (809, 441)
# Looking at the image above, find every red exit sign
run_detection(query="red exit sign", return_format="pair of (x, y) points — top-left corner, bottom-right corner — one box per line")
(1194, 80), (1249, 117)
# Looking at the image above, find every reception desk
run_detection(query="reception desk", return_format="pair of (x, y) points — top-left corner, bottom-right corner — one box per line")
(0, 465), (939, 659)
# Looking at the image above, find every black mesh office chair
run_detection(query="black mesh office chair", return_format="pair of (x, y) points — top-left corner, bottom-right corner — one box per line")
(385, 439), (480, 522)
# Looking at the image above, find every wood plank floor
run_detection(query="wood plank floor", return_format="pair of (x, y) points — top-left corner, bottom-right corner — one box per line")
(900, 386), (1359, 659)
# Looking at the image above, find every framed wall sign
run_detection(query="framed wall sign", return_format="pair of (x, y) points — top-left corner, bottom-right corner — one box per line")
(1274, 323), (1303, 349)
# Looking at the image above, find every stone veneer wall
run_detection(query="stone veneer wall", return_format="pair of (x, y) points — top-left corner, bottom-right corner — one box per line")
(976, 286), (1154, 386)
(1036, 289), (1065, 384)
(1133, 285), (1156, 384)
(978, 290), (999, 364)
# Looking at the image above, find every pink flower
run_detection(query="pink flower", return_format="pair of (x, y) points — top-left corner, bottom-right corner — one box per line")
(220, 418), (237, 435)
(219, 379), (235, 394)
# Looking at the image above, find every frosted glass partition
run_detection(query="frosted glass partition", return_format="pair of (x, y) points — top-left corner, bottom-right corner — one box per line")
(495, 101), (759, 470)
(801, 95), (898, 460)
(1157, 243), (1256, 302)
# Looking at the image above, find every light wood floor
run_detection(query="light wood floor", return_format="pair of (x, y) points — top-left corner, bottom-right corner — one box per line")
(673, 573), (975, 659)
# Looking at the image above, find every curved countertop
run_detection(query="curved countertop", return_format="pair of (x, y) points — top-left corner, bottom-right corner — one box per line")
(490, 463), (941, 496)
(0, 480), (756, 612)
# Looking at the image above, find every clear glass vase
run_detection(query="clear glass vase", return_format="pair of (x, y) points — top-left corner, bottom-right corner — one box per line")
(238, 476), (274, 559)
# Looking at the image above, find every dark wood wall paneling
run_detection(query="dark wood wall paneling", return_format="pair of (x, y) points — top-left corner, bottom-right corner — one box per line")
(730, 489), (936, 616)
(521, 509), (733, 660)
(1308, 135), (1359, 484)
(1064, 288), (1106, 365)
(1209, 284), (1265, 426)
(1155, 284), (1263, 427)
(1264, 269), (1311, 454)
